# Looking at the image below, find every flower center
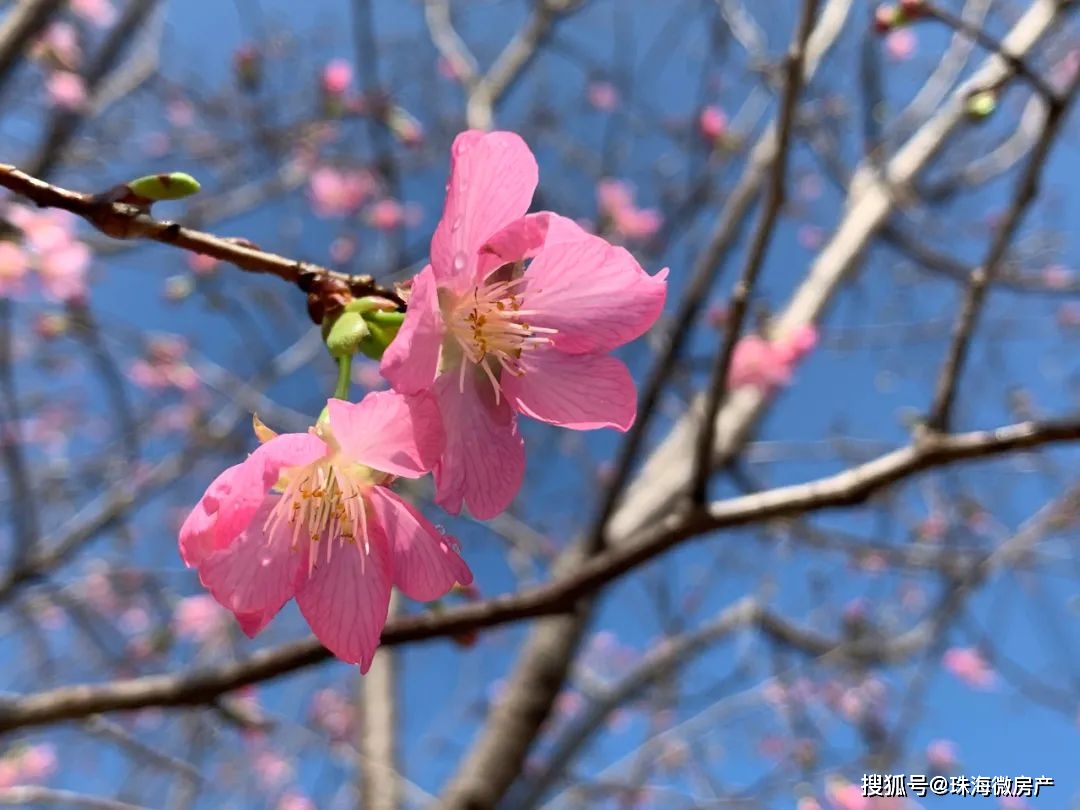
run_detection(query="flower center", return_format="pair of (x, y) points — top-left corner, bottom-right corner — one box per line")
(446, 274), (557, 402)
(263, 456), (381, 574)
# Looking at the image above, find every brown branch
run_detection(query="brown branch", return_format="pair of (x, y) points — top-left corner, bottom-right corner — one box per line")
(0, 0), (65, 101)
(0, 415), (1078, 735)
(0, 164), (401, 304)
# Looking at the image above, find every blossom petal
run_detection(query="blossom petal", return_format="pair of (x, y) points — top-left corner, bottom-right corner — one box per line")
(328, 391), (443, 478)
(196, 499), (305, 637)
(433, 370), (525, 519)
(380, 265), (443, 394)
(523, 234), (668, 354)
(502, 350), (636, 431)
(368, 487), (472, 601)
(296, 533), (392, 672)
(476, 212), (589, 280)
(179, 432), (326, 566)
(430, 131), (538, 292)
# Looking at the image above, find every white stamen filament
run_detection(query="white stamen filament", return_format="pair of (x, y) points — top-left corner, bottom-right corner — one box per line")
(263, 460), (372, 575)
(448, 274), (558, 403)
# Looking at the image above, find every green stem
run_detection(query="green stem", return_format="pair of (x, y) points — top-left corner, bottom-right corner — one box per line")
(334, 354), (353, 400)
(368, 310), (406, 327)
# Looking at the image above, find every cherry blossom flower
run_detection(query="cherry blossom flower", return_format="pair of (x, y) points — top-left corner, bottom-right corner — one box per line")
(943, 646), (997, 690)
(825, 776), (868, 810)
(0, 242), (28, 298)
(381, 130), (667, 518)
(179, 392), (471, 670)
(885, 28), (917, 61)
(308, 166), (373, 218)
(729, 325), (818, 393)
(699, 105), (728, 141)
(926, 738), (958, 772)
(587, 80), (619, 111)
(596, 178), (663, 242)
(45, 70), (87, 110)
(173, 594), (229, 643)
(321, 59), (353, 95)
(37, 239), (89, 302)
(365, 198), (420, 231)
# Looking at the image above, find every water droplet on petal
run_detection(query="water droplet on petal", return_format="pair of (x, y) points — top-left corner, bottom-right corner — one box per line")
(451, 216), (463, 232)
(435, 524), (446, 535)
(453, 252), (467, 272)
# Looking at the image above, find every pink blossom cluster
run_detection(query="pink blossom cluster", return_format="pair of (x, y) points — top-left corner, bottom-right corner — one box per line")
(1, 204), (89, 302)
(128, 335), (200, 393)
(181, 131), (668, 671)
(728, 324), (818, 394)
(0, 744), (57, 788)
(596, 178), (663, 242)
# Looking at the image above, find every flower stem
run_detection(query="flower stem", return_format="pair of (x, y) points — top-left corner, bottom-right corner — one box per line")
(334, 354), (353, 400)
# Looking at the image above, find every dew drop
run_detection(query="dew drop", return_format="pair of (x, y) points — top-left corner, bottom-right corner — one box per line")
(453, 252), (467, 272)
(451, 216), (463, 232)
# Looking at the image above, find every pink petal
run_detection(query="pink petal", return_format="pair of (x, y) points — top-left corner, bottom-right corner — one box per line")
(368, 487), (472, 601)
(430, 131), (538, 292)
(380, 265), (444, 394)
(296, 533), (393, 671)
(196, 499), (306, 637)
(433, 371), (525, 519)
(476, 212), (590, 280)
(522, 234), (668, 354)
(502, 350), (636, 431)
(327, 391), (443, 478)
(179, 432), (326, 566)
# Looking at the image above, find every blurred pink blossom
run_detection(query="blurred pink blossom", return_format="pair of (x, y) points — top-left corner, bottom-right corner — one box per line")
(309, 688), (355, 741)
(926, 738), (958, 771)
(45, 70), (87, 110)
(1042, 263), (1074, 289)
(826, 777), (867, 810)
(329, 236), (357, 264)
(17, 744), (56, 783)
(885, 28), (917, 61)
(166, 99), (195, 128)
(729, 325), (816, 393)
(173, 594), (228, 643)
(0, 242), (29, 297)
(37, 240), (89, 301)
(277, 794), (316, 810)
(596, 178), (662, 242)
(186, 252), (218, 275)
(365, 198), (420, 231)
(321, 59), (353, 95)
(587, 80), (619, 111)
(308, 166), (372, 217)
(943, 646), (997, 690)
(699, 105), (728, 141)
(254, 750), (293, 790)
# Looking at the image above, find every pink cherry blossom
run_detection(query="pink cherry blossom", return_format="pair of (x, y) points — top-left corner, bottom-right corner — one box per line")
(885, 28), (917, 61)
(926, 738), (957, 771)
(596, 178), (663, 242)
(45, 70), (87, 110)
(321, 59), (353, 95)
(37, 239), (89, 302)
(187, 252), (218, 275)
(729, 325), (817, 393)
(173, 594), (228, 643)
(0, 242), (28, 297)
(381, 131), (668, 519)
(69, 0), (116, 27)
(277, 793), (316, 810)
(825, 777), (868, 810)
(699, 105), (728, 141)
(178, 392), (471, 670)
(309, 166), (372, 218)
(943, 646), (997, 690)
(17, 744), (56, 783)
(366, 198), (419, 231)
(587, 80), (619, 111)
